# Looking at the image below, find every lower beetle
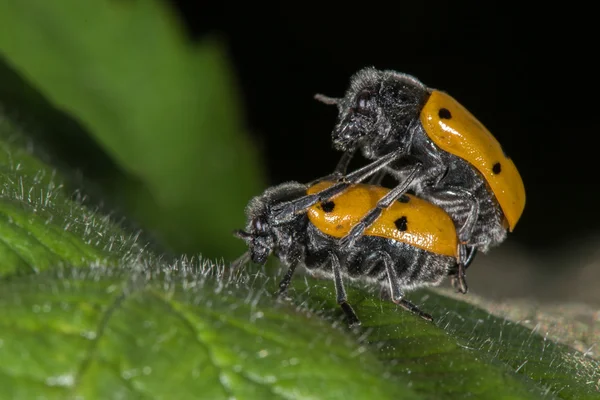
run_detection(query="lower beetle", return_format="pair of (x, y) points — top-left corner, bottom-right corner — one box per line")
(234, 180), (476, 326)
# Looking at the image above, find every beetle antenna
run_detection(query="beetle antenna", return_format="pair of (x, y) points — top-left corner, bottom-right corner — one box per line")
(233, 229), (251, 239)
(314, 93), (339, 105)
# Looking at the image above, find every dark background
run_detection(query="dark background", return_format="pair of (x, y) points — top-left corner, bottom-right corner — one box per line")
(168, 3), (597, 254)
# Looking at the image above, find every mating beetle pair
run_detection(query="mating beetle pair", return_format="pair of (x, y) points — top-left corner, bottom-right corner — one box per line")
(235, 67), (525, 325)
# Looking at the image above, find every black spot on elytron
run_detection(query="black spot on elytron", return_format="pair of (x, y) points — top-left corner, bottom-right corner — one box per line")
(492, 162), (502, 175)
(321, 201), (335, 213)
(395, 216), (408, 231)
(397, 194), (410, 203)
(405, 188), (416, 196)
(438, 108), (452, 119)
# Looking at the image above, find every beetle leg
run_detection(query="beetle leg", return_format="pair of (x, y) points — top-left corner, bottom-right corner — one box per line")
(270, 151), (402, 225)
(455, 245), (470, 294)
(424, 185), (480, 245)
(306, 150), (355, 186)
(446, 188), (479, 252)
(429, 186), (479, 293)
(456, 191), (480, 245)
(463, 246), (478, 269)
(276, 261), (299, 300)
(330, 252), (361, 326)
(367, 169), (388, 185)
(451, 245), (478, 293)
(334, 150), (355, 176)
(379, 251), (433, 321)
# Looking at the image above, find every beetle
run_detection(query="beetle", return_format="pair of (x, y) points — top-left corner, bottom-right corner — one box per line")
(234, 179), (476, 326)
(272, 67), (525, 293)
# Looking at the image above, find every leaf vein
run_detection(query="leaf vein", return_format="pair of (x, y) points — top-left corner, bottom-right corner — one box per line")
(149, 289), (291, 399)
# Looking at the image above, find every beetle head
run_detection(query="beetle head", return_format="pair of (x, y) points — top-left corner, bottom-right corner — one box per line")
(318, 67), (430, 158)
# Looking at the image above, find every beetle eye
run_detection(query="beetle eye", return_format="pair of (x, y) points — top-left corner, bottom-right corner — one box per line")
(253, 217), (265, 232)
(354, 90), (373, 115)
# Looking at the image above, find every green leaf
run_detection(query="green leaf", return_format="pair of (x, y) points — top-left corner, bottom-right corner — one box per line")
(0, 266), (420, 400)
(0, 0), (264, 259)
(0, 117), (144, 277)
(0, 116), (598, 399)
(287, 275), (600, 399)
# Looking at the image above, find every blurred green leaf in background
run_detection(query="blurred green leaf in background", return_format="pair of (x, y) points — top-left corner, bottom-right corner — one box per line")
(0, 0), (265, 260)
